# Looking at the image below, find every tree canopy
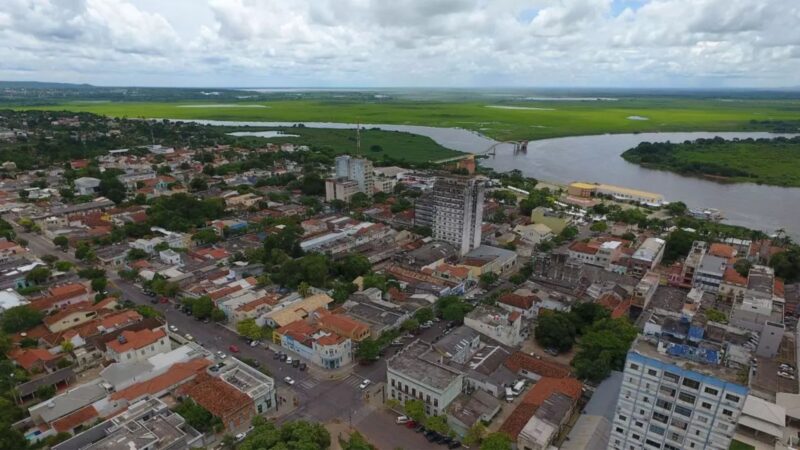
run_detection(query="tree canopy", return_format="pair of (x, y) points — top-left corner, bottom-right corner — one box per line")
(238, 417), (331, 450)
(1, 305), (44, 333)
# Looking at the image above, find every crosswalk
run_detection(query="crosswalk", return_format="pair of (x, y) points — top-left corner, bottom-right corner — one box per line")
(342, 374), (365, 388)
(296, 378), (318, 391)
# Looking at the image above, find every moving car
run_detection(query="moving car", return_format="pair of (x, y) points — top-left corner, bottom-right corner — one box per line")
(168, 325), (178, 332)
(299, 363), (307, 371)
(216, 351), (227, 359)
(184, 333), (193, 341)
(292, 359), (300, 368)
(396, 415), (410, 424)
(283, 376), (295, 385)
(359, 379), (371, 389)
(229, 344), (240, 353)
(250, 340), (260, 347)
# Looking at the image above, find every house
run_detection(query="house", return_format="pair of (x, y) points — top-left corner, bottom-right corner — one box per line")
(31, 283), (92, 313)
(10, 348), (60, 372)
(316, 312), (371, 342)
(106, 328), (170, 363)
(262, 294), (333, 328)
(0, 288), (28, 312)
(513, 223), (553, 246)
(387, 341), (464, 417)
(94, 244), (129, 268)
(464, 304), (524, 347)
(159, 249), (182, 265)
(275, 319), (353, 369)
(51, 397), (203, 450)
(461, 245), (517, 276)
(517, 391), (579, 450)
(499, 376), (582, 442)
(504, 351), (572, 382)
(212, 358), (276, 415)
(74, 177), (101, 196)
(446, 390), (502, 438)
(629, 237), (666, 276)
(497, 291), (539, 319)
(43, 302), (98, 333)
(176, 372), (255, 432)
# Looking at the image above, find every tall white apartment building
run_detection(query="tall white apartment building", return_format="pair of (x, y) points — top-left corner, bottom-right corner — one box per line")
(334, 155), (374, 194)
(432, 175), (485, 255)
(611, 338), (748, 450)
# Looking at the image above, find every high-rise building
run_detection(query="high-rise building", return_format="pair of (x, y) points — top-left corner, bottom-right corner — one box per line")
(611, 337), (748, 450)
(413, 192), (434, 228)
(432, 174), (485, 255)
(333, 155), (374, 195)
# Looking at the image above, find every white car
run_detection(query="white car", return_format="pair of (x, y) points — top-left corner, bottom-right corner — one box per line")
(216, 351), (227, 359)
(169, 325), (178, 332)
(284, 376), (295, 385)
(285, 356), (293, 365)
(250, 340), (259, 347)
(359, 379), (371, 390)
(234, 432), (246, 442)
(396, 415), (410, 424)
(184, 333), (193, 341)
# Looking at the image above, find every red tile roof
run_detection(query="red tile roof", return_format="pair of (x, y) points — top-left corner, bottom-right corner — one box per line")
(499, 376), (582, 439)
(100, 310), (143, 330)
(709, 243), (736, 259)
(52, 405), (98, 432)
(42, 302), (95, 327)
(175, 372), (252, 419)
(10, 348), (58, 370)
(111, 358), (211, 401)
(723, 267), (747, 286)
(504, 351), (572, 378)
(107, 328), (166, 353)
(318, 314), (370, 339)
(498, 293), (537, 310)
(569, 241), (598, 255)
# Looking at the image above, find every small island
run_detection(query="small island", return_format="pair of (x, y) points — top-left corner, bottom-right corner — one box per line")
(621, 136), (800, 187)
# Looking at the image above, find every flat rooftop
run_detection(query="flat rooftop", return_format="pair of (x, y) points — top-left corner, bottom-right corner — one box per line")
(630, 337), (744, 386)
(388, 341), (462, 391)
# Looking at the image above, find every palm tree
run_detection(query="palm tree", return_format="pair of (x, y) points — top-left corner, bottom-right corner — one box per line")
(298, 282), (311, 298)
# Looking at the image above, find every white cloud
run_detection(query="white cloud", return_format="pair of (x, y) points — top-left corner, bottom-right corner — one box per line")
(0, 0), (797, 87)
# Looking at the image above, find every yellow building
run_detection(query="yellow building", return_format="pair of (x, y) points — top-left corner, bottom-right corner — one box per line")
(567, 182), (597, 198)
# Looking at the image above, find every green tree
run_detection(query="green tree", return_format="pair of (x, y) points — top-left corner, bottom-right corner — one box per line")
(569, 302), (610, 335)
(480, 432), (512, 450)
(479, 272), (499, 288)
(210, 308), (226, 322)
(237, 318), (264, 341)
(572, 318), (638, 383)
(173, 399), (220, 433)
(135, 304), (162, 319)
(36, 384), (56, 400)
(192, 296), (214, 320)
(734, 259), (752, 277)
(53, 235), (69, 250)
(54, 260), (73, 272)
(436, 296), (473, 324)
(590, 221), (608, 233)
(126, 248), (149, 261)
(401, 318), (420, 332)
(61, 340), (74, 353)
(298, 281), (311, 298)
(355, 338), (380, 363)
(464, 422), (486, 446)
(414, 307), (434, 323)
(424, 415), (450, 435)
(189, 177), (208, 192)
(770, 248), (800, 282)
(91, 277), (108, 293)
(342, 431), (376, 450)
(663, 228), (698, 265)
(404, 399), (425, 423)
(25, 266), (51, 284)
(665, 201), (688, 216)
(192, 228), (220, 245)
(535, 311), (577, 352)
(335, 254), (372, 280)
(349, 192), (371, 209)
(1, 305), (44, 333)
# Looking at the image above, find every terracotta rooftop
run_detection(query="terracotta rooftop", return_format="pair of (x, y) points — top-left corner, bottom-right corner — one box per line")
(107, 328), (166, 353)
(10, 348), (58, 370)
(316, 333), (346, 346)
(499, 376), (582, 439)
(51, 405), (98, 433)
(42, 302), (95, 327)
(569, 241), (599, 255)
(176, 372), (252, 419)
(723, 267), (748, 286)
(100, 310), (143, 330)
(504, 351), (572, 378)
(318, 314), (370, 337)
(110, 358), (211, 402)
(498, 293), (537, 310)
(709, 243), (736, 259)
(48, 283), (88, 299)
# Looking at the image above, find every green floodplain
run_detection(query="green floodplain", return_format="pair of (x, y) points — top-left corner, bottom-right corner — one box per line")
(622, 136), (800, 187)
(20, 96), (800, 142)
(14, 95), (800, 167)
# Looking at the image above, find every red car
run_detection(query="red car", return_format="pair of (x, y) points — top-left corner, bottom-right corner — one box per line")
(405, 420), (417, 429)
(229, 344), (240, 353)
(159, 297), (169, 304)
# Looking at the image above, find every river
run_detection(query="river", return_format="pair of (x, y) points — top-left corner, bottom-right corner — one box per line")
(168, 119), (799, 238)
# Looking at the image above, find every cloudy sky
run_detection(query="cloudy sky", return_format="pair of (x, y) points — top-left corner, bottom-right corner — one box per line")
(1, 0), (798, 88)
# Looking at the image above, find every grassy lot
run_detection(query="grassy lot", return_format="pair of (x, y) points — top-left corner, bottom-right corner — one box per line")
(19, 97), (800, 142)
(621, 136), (800, 187)
(729, 439), (755, 450)
(232, 127), (462, 163)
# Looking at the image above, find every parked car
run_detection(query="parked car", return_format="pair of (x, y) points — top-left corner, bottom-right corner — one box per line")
(545, 347), (559, 356)
(280, 354), (288, 362)
(273, 352), (281, 360)
(396, 415), (410, 424)
(168, 325), (178, 332)
(159, 297), (169, 304)
(283, 376), (295, 385)
(299, 363), (307, 371)
(292, 359), (300, 368)
(286, 356), (293, 365)
(359, 379), (371, 389)
(404, 420), (417, 429)
(216, 351), (227, 359)
(250, 340), (260, 347)
(229, 345), (240, 353)
(184, 333), (193, 341)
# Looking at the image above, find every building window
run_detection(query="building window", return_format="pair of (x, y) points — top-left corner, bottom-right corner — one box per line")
(652, 412), (668, 424)
(724, 393), (740, 403)
(663, 372), (680, 383)
(701, 402), (712, 409)
(722, 409), (733, 417)
(674, 405), (692, 417)
(704, 387), (719, 396)
(659, 386), (676, 397)
(656, 399), (672, 410)
(391, 380), (395, 387)
(682, 378), (700, 390)
(434, 399), (438, 407)
(645, 438), (662, 448)
(630, 363), (640, 370)
(678, 392), (696, 404)
(648, 369), (658, 376)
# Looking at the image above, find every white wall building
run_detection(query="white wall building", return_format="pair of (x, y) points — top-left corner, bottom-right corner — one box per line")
(387, 341), (464, 417)
(432, 175), (485, 255)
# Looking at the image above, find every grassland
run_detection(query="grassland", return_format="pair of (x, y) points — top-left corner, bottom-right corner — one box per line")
(231, 127), (462, 163)
(20, 97), (800, 142)
(621, 136), (800, 187)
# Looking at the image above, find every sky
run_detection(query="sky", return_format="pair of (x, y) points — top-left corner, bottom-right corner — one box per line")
(1, 0), (799, 88)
